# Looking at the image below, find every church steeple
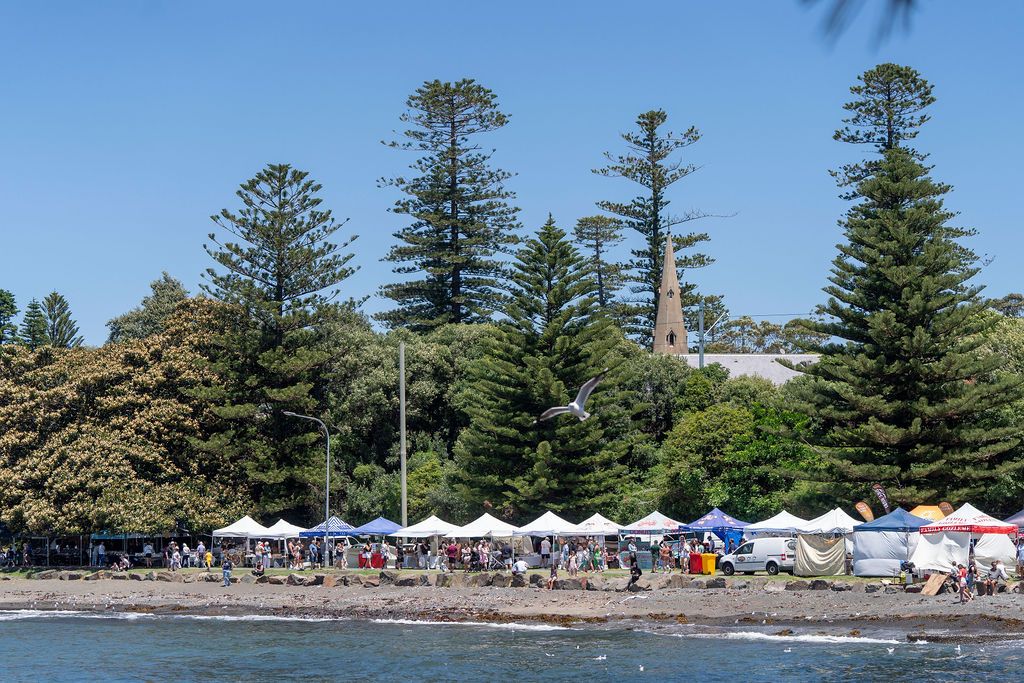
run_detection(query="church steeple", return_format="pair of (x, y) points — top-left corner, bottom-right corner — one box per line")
(652, 233), (687, 355)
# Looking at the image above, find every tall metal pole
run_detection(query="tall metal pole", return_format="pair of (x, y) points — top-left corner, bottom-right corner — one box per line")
(282, 411), (330, 560)
(698, 299), (706, 369)
(399, 342), (408, 527)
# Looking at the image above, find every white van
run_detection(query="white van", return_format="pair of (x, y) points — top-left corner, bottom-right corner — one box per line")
(719, 537), (796, 576)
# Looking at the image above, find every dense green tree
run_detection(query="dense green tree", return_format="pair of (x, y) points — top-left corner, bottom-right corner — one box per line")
(992, 293), (1024, 318)
(594, 110), (715, 345)
(18, 299), (48, 350)
(42, 292), (84, 348)
(0, 290), (17, 344)
(455, 217), (633, 519)
(378, 79), (520, 331)
(573, 215), (624, 309)
(832, 63), (935, 192)
(788, 148), (1023, 505)
(194, 163), (359, 523)
(107, 272), (189, 343)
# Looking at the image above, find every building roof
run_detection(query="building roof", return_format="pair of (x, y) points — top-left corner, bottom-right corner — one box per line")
(676, 353), (818, 385)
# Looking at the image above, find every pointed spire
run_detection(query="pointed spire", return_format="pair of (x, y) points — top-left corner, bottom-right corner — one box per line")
(652, 233), (687, 355)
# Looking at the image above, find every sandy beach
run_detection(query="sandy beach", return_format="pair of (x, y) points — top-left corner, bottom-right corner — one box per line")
(2, 571), (1022, 643)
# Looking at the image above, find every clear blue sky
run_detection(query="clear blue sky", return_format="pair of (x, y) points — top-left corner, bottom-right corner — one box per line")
(2, 2), (1021, 345)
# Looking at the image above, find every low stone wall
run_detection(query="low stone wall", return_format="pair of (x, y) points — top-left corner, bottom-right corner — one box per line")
(14, 567), (974, 594)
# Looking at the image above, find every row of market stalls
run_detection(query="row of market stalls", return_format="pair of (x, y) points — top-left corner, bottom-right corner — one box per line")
(209, 502), (1024, 577)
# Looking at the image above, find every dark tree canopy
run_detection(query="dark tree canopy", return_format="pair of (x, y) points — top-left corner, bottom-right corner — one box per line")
(107, 272), (190, 343)
(18, 299), (47, 350)
(0, 289), (17, 345)
(42, 292), (83, 348)
(378, 79), (520, 331)
(573, 215), (625, 310)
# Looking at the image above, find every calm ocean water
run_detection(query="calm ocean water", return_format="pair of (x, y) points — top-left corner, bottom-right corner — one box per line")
(0, 611), (1019, 682)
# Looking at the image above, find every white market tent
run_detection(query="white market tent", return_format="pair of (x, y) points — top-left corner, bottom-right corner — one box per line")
(444, 513), (521, 538)
(797, 508), (860, 535)
(264, 519), (305, 540)
(574, 513), (621, 537)
(390, 515), (460, 538)
(745, 510), (808, 536)
(514, 511), (580, 537)
(910, 503), (1018, 572)
(619, 511), (682, 535)
(212, 515), (272, 539)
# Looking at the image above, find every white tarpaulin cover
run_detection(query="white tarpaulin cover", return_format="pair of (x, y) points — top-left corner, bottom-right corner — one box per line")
(974, 533), (1017, 569)
(212, 515), (272, 539)
(390, 515), (460, 538)
(620, 511), (682, 535)
(797, 508), (860, 534)
(909, 531), (970, 572)
(795, 534), (847, 576)
(444, 513), (520, 538)
(514, 511), (580, 537)
(574, 513), (621, 536)
(264, 519), (305, 539)
(746, 510), (808, 536)
(853, 531), (920, 577)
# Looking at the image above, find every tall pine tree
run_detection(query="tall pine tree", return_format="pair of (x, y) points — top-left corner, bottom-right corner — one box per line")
(107, 273), (189, 343)
(455, 216), (631, 519)
(19, 299), (48, 350)
(378, 79), (520, 331)
(789, 148), (1022, 505)
(573, 215), (624, 309)
(832, 63), (935, 192)
(594, 110), (716, 346)
(42, 292), (84, 348)
(195, 163), (359, 522)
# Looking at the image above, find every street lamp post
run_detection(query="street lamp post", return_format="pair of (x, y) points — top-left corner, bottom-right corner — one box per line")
(282, 411), (331, 560)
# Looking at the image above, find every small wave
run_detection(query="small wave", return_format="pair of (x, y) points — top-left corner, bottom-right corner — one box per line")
(649, 629), (905, 645)
(0, 610), (154, 621)
(177, 614), (338, 623)
(372, 618), (568, 631)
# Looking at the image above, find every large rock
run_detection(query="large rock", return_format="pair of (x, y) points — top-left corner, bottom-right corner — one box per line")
(435, 574), (453, 588)
(32, 570), (58, 580)
(864, 583), (881, 594)
(156, 571), (184, 583)
(904, 584), (922, 594)
(203, 572), (222, 583)
(763, 581), (786, 592)
(112, 573), (128, 581)
(884, 585), (900, 594)
(511, 574), (528, 588)
(267, 575), (287, 585)
(394, 575), (421, 587)
(667, 575), (692, 589)
(830, 582), (852, 592)
(362, 577), (380, 588)
(553, 578), (584, 591)
(724, 578), (749, 590)
(321, 575), (338, 588)
(143, 572), (156, 581)
(83, 571), (111, 581)
(469, 573), (493, 588)
(379, 570), (400, 585)
(585, 576), (607, 591)
(286, 573), (306, 586)
(308, 574), (326, 586)
(527, 574), (541, 587)
(784, 580), (810, 591)
(809, 579), (833, 591)
(423, 573), (437, 587)
(239, 574), (258, 585)
(58, 571), (83, 581)
(491, 574), (512, 588)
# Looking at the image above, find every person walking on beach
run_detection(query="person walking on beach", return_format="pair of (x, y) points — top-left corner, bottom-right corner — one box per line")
(222, 555), (233, 587)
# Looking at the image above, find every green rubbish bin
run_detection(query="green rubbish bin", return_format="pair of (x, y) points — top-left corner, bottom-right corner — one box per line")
(701, 553), (716, 575)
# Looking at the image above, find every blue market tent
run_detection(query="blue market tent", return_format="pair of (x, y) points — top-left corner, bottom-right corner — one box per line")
(351, 516), (402, 536)
(852, 507), (930, 576)
(853, 507), (931, 533)
(679, 508), (750, 550)
(299, 516), (356, 538)
(1003, 508), (1024, 528)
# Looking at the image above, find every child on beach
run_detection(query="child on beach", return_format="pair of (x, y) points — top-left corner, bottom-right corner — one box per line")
(567, 550), (578, 577)
(547, 560), (559, 589)
(204, 549), (213, 570)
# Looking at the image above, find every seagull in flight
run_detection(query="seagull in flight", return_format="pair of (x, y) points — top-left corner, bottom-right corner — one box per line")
(537, 369), (608, 422)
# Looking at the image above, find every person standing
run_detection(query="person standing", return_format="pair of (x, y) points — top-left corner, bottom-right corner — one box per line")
(97, 542), (106, 568)
(540, 537), (551, 568)
(196, 541), (206, 569)
(181, 542), (191, 569)
(143, 542), (154, 569)
(222, 555), (233, 587)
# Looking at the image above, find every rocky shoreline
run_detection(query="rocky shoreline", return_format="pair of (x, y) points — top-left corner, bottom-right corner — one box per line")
(3, 569), (1023, 644)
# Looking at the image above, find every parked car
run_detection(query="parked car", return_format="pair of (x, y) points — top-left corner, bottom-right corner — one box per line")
(719, 537), (797, 576)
